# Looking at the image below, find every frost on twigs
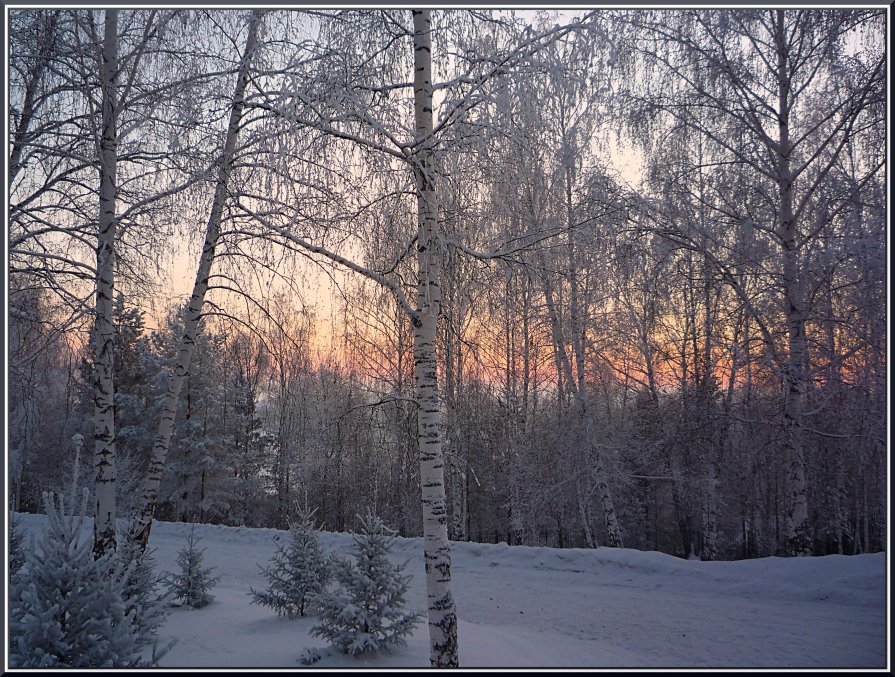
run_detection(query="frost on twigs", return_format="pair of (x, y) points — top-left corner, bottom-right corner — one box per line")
(250, 506), (330, 618)
(310, 512), (422, 656)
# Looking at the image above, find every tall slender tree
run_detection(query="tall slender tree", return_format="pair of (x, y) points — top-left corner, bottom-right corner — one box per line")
(92, 8), (120, 558)
(409, 10), (458, 664)
(233, 8), (602, 664)
(131, 10), (264, 552)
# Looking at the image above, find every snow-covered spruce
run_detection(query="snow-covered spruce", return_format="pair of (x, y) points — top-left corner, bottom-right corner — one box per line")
(116, 533), (173, 654)
(310, 513), (422, 656)
(300, 646), (323, 665)
(8, 492), (168, 667)
(9, 513), (26, 583)
(250, 508), (330, 618)
(166, 527), (220, 608)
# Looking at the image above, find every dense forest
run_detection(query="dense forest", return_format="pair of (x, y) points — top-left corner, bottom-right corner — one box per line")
(7, 8), (886, 666)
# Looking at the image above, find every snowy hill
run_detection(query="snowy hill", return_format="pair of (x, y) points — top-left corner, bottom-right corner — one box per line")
(11, 513), (888, 669)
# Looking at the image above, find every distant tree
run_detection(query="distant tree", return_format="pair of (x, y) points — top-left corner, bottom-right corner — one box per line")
(111, 293), (158, 519)
(258, 300), (314, 530)
(8, 281), (89, 514)
(310, 513), (422, 656)
(222, 329), (273, 528)
(152, 309), (232, 524)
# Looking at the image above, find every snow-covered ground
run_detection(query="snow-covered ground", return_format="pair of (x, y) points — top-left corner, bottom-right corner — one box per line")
(11, 513), (888, 669)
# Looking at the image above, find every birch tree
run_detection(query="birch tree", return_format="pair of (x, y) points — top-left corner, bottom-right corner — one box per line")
(91, 8), (119, 558)
(472, 21), (628, 548)
(408, 12), (457, 662)
(130, 10), (264, 552)
(8, 9), (98, 400)
(233, 7), (601, 665)
(8, 6), (231, 553)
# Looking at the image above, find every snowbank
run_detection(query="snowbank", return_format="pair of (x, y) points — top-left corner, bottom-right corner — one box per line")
(9, 512), (887, 668)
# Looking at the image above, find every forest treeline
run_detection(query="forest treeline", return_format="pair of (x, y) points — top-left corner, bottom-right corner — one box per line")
(8, 7), (886, 574)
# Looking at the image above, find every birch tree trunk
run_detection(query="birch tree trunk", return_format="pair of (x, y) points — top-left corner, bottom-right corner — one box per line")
(538, 253), (574, 409)
(443, 291), (466, 543)
(131, 10), (263, 553)
(775, 9), (810, 556)
(411, 9), (458, 667)
(92, 8), (119, 559)
(589, 430), (624, 547)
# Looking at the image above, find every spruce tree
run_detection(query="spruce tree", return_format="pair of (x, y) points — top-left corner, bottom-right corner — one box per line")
(310, 513), (422, 656)
(9, 513), (26, 583)
(8, 492), (164, 667)
(116, 533), (172, 652)
(250, 508), (330, 618)
(166, 527), (220, 608)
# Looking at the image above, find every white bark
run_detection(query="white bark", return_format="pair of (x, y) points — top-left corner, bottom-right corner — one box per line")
(774, 10), (809, 555)
(589, 439), (624, 548)
(576, 481), (596, 549)
(131, 10), (263, 552)
(412, 9), (458, 668)
(93, 8), (118, 559)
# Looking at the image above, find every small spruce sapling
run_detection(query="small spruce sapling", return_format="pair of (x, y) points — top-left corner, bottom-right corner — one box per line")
(250, 507), (330, 618)
(9, 492), (160, 667)
(166, 527), (220, 608)
(310, 513), (422, 656)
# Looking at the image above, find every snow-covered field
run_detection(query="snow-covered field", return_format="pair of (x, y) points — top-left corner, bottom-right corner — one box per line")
(11, 513), (888, 669)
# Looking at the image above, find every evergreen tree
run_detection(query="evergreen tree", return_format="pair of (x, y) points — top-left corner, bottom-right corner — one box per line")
(111, 294), (159, 520)
(116, 533), (172, 650)
(222, 330), (272, 527)
(154, 310), (233, 524)
(8, 492), (164, 667)
(8, 514), (27, 583)
(250, 507), (330, 618)
(165, 527), (220, 608)
(310, 513), (422, 656)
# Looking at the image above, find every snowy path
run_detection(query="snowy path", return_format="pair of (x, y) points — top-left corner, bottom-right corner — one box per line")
(13, 514), (888, 669)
